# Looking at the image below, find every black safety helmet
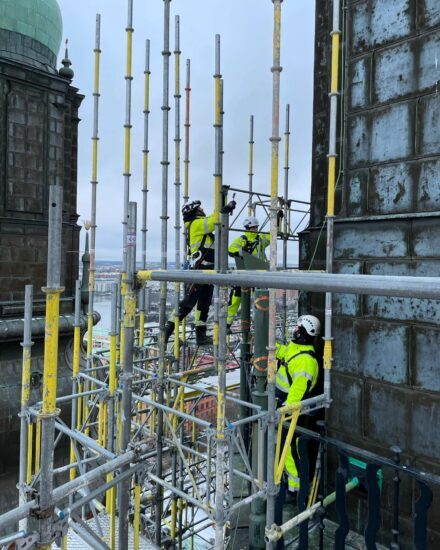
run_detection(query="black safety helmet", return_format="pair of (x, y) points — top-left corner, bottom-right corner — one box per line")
(182, 200), (203, 222)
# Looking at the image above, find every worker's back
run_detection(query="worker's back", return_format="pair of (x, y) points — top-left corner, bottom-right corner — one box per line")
(185, 213), (215, 265)
(276, 340), (318, 405)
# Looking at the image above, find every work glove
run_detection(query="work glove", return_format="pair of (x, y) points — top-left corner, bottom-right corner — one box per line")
(221, 200), (237, 215)
(277, 209), (284, 227)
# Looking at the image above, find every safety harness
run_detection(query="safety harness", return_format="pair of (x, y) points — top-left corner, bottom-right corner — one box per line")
(241, 234), (260, 255)
(186, 220), (215, 268)
(278, 349), (317, 388)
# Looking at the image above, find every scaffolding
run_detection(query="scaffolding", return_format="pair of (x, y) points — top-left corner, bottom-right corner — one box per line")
(2, 1), (440, 549)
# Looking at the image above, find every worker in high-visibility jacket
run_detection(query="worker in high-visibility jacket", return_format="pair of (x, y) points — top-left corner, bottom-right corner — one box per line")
(164, 198), (236, 346)
(275, 314), (321, 493)
(227, 217), (269, 327)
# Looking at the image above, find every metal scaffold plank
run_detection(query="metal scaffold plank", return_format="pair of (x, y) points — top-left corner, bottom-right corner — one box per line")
(52, 512), (158, 550)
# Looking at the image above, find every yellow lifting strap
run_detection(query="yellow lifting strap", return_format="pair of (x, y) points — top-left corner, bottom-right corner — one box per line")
(274, 404), (301, 485)
(307, 449), (321, 508)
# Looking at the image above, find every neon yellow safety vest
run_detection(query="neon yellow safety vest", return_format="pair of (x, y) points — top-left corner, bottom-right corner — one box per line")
(185, 213), (215, 263)
(228, 231), (270, 260)
(275, 341), (318, 406)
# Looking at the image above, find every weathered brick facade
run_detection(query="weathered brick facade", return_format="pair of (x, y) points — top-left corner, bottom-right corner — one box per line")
(0, 4), (85, 516)
(0, 58), (83, 316)
(300, 0), (440, 546)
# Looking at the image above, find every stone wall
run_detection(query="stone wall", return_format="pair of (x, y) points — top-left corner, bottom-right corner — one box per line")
(0, 59), (83, 315)
(301, 0), (440, 546)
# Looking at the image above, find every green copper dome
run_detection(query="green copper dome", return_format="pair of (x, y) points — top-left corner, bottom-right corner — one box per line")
(0, 0), (63, 71)
(0, 0), (62, 55)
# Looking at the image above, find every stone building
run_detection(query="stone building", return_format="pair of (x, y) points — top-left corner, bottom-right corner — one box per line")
(300, 1), (440, 546)
(0, 0), (90, 513)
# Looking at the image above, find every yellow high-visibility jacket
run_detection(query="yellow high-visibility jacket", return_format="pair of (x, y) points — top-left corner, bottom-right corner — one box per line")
(275, 341), (318, 405)
(185, 213), (215, 263)
(228, 231), (270, 260)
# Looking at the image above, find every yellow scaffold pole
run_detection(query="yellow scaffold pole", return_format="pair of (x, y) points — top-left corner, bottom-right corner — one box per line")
(70, 280), (82, 482)
(39, 184), (64, 549)
(323, 0), (342, 400)
(274, 405), (300, 484)
(133, 481), (141, 550)
(18, 285), (33, 531)
(266, 0), (283, 535)
(213, 35), (221, 352)
(118, 0), (134, 462)
(107, 282), (118, 549)
(34, 416), (41, 476)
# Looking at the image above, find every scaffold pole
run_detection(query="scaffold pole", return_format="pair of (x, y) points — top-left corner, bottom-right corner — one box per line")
(156, 1), (171, 545)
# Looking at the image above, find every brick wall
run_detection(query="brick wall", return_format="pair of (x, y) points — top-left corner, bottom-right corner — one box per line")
(301, 1), (440, 546)
(0, 59), (83, 313)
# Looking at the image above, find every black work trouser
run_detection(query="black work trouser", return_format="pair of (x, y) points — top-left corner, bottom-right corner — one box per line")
(177, 281), (214, 324)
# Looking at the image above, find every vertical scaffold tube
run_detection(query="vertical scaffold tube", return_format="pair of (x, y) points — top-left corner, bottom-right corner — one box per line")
(18, 284), (33, 531)
(213, 34), (221, 356)
(118, 202), (137, 549)
(183, 59), (191, 205)
(250, 289), (269, 548)
(140, 39), (150, 347)
(86, 11), (101, 448)
(133, 481), (141, 550)
(107, 282), (118, 549)
(69, 281), (81, 482)
(39, 184), (63, 549)
(87, 12), (101, 355)
(156, 1), (171, 545)
(282, 104), (290, 342)
(171, 14), (182, 543)
(122, 0), (134, 274)
(266, 1), (283, 543)
(182, 59), (191, 343)
(239, 287), (251, 449)
(248, 115), (255, 215)
(214, 77), (227, 548)
(323, 0), (341, 401)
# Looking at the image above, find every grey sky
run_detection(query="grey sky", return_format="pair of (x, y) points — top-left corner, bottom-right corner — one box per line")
(57, 0), (316, 262)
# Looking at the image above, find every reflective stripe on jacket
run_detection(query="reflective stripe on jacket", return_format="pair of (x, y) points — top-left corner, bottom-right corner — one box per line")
(275, 341), (318, 405)
(228, 231), (269, 259)
(185, 213), (215, 256)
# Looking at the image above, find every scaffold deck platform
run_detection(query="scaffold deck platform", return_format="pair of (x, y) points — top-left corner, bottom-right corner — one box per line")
(52, 512), (158, 550)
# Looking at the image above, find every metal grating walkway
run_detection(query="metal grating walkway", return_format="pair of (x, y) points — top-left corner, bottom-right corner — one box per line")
(53, 511), (158, 549)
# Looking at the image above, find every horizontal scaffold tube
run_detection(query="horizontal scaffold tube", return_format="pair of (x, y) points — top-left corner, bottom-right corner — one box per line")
(54, 421), (116, 459)
(0, 445), (147, 531)
(137, 270), (440, 299)
(265, 478), (359, 543)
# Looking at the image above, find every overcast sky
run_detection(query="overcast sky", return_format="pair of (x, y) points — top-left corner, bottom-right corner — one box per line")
(57, 0), (316, 263)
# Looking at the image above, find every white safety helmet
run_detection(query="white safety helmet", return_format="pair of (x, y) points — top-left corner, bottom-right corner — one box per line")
(297, 315), (321, 337)
(243, 216), (259, 230)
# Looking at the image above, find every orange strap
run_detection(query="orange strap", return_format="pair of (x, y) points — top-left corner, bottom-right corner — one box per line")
(253, 356), (268, 372)
(255, 295), (269, 311)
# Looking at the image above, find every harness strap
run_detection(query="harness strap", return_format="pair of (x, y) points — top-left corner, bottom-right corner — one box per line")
(280, 350), (317, 387)
(186, 220), (194, 258)
(242, 234), (260, 254)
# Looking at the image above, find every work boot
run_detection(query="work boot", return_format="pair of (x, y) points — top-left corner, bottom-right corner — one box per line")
(164, 321), (175, 345)
(195, 325), (213, 347)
